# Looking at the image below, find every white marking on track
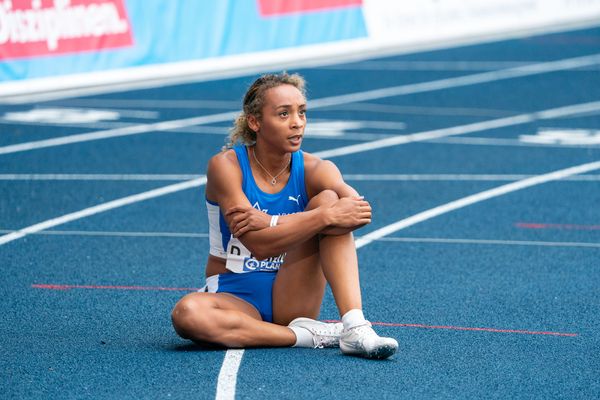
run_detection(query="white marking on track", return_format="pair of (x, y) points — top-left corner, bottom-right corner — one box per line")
(0, 174), (203, 181)
(0, 229), (209, 238)
(0, 177), (207, 246)
(0, 111), (238, 155)
(309, 53), (600, 108)
(520, 128), (600, 145)
(2, 228), (597, 247)
(3, 108), (121, 124)
(319, 103), (515, 118)
(319, 60), (600, 71)
(215, 350), (244, 400)
(49, 98), (241, 109)
(374, 237), (600, 248)
(342, 174), (600, 181)
(316, 101), (600, 159)
(426, 136), (600, 148)
(2, 53), (600, 156)
(354, 160), (600, 248)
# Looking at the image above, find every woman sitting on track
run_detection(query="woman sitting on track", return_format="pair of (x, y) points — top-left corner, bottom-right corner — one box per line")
(171, 72), (398, 359)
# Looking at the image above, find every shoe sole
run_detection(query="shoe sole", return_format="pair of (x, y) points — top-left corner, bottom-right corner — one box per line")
(340, 342), (398, 360)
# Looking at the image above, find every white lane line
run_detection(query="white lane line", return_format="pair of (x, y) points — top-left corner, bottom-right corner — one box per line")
(0, 174), (203, 181)
(309, 53), (600, 108)
(375, 237), (600, 248)
(427, 136), (600, 148)
(169, 125), (397, 141)
(42, 98), (241, 110)
(316, 101), (600, 159)
(0, 119), (137, 130)
(215, 350), (244, 400)
(0, 177), (207, 246)
(5, 173), (600, 182)
(319, 60), (600, 71)
(3, 53), (600, 157)
(355, 160), (600, 248)
(0, 229), (209, 238)
(318, 103), (515, 118)
(2, 228), (596, 248)
(343, 174), (600, 181)
(0, 111), (238, 156)
(309, 119), (407, 130)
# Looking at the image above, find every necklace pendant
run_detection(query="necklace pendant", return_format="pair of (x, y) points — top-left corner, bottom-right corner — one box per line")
(271, 178), (277, 185)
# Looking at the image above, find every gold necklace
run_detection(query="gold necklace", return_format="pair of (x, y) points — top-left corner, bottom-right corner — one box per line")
(252, 147), (291, 186)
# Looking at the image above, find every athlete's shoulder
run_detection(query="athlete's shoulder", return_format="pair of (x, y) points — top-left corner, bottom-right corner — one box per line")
(207, 148), (244, 184)
(302, 151), (342, 196)
(208, 148), (240, 170)
(206, 148), (244, 200)
(303, 151), (339, 176)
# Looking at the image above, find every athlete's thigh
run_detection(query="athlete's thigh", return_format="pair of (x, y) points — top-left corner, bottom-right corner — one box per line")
(272, 237), (326, 325)
(181, 291), (262, 320)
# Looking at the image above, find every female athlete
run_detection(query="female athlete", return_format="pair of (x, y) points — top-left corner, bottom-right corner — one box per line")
(171, 73), (398, 359)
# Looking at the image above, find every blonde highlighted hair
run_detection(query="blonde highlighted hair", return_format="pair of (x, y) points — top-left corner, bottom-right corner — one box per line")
(224, 72), (306, 150)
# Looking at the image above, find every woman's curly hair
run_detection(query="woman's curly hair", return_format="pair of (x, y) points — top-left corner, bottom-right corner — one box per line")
(224, 72), (306, 150)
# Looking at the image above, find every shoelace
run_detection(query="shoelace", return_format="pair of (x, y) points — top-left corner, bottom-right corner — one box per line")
(313, 325), (343, 348)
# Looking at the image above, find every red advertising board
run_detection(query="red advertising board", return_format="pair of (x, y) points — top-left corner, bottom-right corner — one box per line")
(257, 0), (362, 16)
(0, 0), (133, 60)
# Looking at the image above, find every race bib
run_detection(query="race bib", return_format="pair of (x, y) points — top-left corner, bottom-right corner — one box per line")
(225, 237), (286, 273)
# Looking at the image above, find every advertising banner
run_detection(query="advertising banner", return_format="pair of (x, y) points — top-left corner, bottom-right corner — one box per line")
(0, 0), (367, 83)
(1, 0), (599, 98)
(362, 0), (600, 46)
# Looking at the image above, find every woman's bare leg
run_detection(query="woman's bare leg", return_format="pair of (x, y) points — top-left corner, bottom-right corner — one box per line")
(319, 231), (362, 316)
(171, 292), (295, 348)
(272, 189), (362, 324)
(271, 237), (325, 325)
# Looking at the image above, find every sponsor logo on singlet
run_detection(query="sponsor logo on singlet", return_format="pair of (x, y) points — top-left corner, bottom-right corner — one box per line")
(241, 253), (285, 272)
(226, 239), (286, 273)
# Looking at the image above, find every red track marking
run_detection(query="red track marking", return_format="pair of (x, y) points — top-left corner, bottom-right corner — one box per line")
(32, 283), (200, 291)
(516, 222), (600, 231)
(324, 320), (578, 337)
(371, 321), (578, 337)
(32, 284), (578, 337)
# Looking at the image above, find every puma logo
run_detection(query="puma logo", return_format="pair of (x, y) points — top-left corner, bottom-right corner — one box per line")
(288, 195), (301, 205)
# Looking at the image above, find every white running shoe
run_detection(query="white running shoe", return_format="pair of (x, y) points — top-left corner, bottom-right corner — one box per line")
(288, 317), (344, 348)
(340, 322), (399, 359)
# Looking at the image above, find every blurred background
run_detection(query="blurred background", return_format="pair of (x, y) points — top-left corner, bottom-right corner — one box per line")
(2, 0), (600, 102)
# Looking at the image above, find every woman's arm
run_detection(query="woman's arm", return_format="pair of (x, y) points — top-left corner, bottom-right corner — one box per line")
(304, 155), (372, 235)
(209, 151), (371, 260)
(226, 195), (370, 258)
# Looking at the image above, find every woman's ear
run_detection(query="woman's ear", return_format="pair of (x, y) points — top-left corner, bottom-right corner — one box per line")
(247, 114), (260, 133)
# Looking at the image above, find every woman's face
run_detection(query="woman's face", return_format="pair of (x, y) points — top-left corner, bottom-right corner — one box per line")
(254, 84), (306, 152)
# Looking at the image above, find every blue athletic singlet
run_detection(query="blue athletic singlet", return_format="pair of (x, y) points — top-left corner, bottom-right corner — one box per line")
(206, 145), (308, 273)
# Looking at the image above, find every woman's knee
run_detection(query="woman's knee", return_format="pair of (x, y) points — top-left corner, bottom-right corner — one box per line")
(306, 189), (339, 210)
(171, 293), (217, 340)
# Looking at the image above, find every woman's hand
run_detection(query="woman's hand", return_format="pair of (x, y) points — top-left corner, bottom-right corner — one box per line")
(325, 196), (372, 229)
(226, 205), (271, 237)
